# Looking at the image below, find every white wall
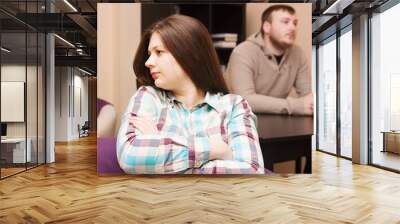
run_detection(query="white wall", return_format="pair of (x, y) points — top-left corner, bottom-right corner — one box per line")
(1, 65), (37, 138)
(72, 73), (89, 138)
(55, 66), (68, 141)
(55, 67), (89, 141)
(1, 63), (46, 164)
(1, 66), (25, 128)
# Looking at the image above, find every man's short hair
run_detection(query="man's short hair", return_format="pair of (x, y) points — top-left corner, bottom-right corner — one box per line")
(260, 5), (296, 35)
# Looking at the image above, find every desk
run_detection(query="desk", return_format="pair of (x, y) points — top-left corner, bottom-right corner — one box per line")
(256, 114), (313, 173)
(381, 131), (400, 154)
(1, 138), (31, 164)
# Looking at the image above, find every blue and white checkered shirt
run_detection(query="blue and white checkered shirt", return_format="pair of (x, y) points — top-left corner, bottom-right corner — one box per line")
(116, 86), (265, 174)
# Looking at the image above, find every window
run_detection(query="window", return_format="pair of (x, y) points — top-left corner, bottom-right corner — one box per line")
(339, 27), (352, 158)
(371, 2), (400, 171)
(317, 35), (337, 155)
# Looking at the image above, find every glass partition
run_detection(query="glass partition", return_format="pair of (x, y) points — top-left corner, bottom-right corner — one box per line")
(371, 3), (400, 171)
(38, 32), (45, 165)
(0, 1), (46, 179)
(1, 30), (27, 177)
(27, 31), (38, 169)
(339, 27), (352, 158)
(317, 35), (337, 155)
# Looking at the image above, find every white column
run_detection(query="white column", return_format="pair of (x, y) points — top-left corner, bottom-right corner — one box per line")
(46, 33), (55, 163)
(352, 14), (369, 164)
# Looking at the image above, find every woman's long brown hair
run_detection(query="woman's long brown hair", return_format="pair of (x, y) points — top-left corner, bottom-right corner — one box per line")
(133, 14), (228, 95)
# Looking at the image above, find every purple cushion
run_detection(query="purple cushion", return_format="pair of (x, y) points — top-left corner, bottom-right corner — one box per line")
(97, 137), (124, 174)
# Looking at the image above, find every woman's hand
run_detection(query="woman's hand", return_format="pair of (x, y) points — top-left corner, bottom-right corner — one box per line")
(128, 114), (158, 135)
(209, 135), (233, 160)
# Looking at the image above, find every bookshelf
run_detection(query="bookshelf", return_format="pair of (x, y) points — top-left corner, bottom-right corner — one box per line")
(179, 4), (245, 66)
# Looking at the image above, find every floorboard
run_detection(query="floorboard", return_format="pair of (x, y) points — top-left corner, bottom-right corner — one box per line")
(1, 135), (400, 223)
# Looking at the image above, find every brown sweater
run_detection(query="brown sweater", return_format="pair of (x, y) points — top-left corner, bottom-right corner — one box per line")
(226, 32), (311, 115)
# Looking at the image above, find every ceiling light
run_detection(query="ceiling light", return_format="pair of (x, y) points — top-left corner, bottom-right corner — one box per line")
(1, 47), (11, 53)
(78, 67), (93, 76)
(323, 0), (355, 15)
(54, 34), (75, 48)
(63, 0), (78, 12)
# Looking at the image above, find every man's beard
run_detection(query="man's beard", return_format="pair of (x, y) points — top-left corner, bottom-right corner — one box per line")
(269, 34), (292, 52)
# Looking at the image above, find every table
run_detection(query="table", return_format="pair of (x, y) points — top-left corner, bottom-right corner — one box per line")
(1, 138), (31, 164)
(256, 114), (314, 173)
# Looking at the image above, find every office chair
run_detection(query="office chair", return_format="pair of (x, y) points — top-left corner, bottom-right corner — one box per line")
(79, 121), (90, 138)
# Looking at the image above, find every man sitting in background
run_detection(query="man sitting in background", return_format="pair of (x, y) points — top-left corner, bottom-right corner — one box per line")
(226, 5), (313, 115)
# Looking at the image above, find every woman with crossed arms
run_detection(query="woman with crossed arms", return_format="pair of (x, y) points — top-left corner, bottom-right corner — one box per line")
(116, 14), (265, 174)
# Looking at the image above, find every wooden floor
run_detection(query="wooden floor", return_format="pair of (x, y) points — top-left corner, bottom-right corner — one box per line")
(1, 135), (400, 223)
(1, 163), (44, 178)
(1, 167), (26, 178)
(373, 150), (400, 171)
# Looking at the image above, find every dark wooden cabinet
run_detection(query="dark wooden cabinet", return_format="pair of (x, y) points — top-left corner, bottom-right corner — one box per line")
(179, 4), (245, 65)
(141, 3), (245, 66)
(141, 4), (177, 33)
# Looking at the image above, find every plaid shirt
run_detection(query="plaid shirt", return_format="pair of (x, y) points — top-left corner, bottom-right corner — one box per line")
(116, 86), (265, 174)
